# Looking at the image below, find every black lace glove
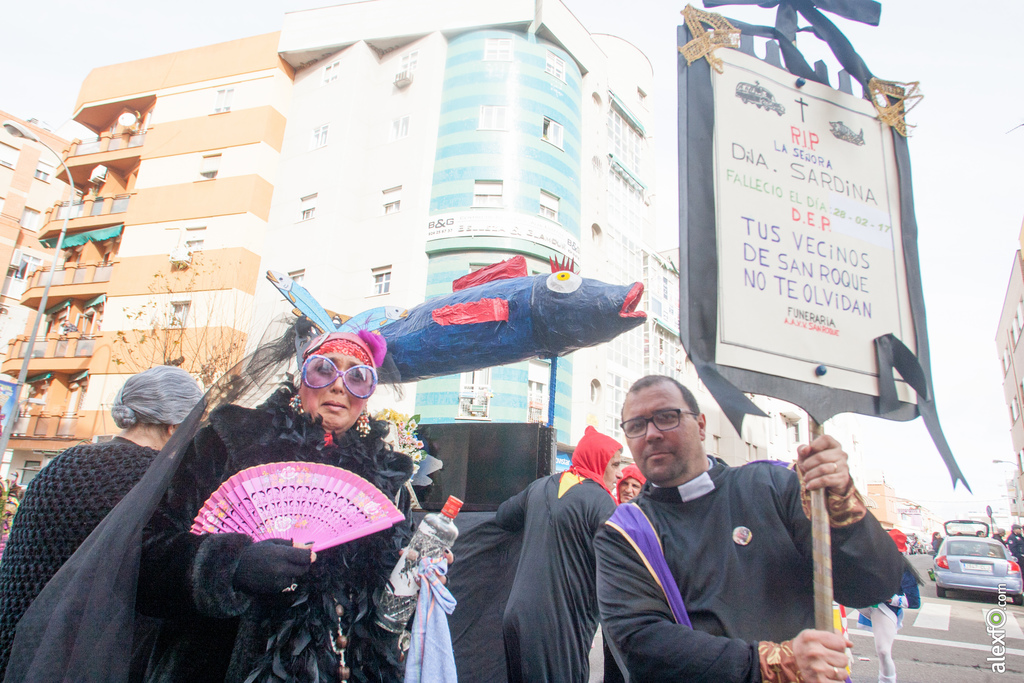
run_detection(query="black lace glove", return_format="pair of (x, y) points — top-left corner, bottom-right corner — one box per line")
(233, 538), (312, 594)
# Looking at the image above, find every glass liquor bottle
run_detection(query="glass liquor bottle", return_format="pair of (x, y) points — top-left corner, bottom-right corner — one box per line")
(375, 496), (463, 633)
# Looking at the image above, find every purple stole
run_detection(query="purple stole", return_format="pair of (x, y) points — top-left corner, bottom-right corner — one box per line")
(605, 503), (691, 628)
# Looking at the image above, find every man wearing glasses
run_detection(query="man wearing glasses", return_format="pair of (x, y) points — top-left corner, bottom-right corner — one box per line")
(595, 376), (901, 683)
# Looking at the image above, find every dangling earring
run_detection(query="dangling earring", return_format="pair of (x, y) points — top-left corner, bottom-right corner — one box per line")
(356, 410), (371, 437)
(289, 392), (303, 414)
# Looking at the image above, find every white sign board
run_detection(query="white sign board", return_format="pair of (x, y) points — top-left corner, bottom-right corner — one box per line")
(712, 48), (915, 399)
(426, 211), (581, 262)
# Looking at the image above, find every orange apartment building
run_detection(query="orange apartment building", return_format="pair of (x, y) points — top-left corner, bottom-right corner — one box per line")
(0, 34), (293, 482)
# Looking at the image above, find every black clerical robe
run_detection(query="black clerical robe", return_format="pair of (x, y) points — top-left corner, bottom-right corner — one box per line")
(595, 460), (902, 683)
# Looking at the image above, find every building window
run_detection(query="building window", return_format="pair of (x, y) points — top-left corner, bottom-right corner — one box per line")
(484, 38), (513, 61)
(1004, 348), (1012, 374)
(607, 170), (643, 238)
(605, 372), (633, 440)
(390, 116), (410, 141)
(539, 191), (559, 221)
(20, 208), (40, 231)
(608, 108), (643, 171)
(311, 125), (329, 150)
(372, 268), (391, 295)
(459, 367), (491, 418)
(545, 52), (566, 81)
(214, 88), (234, 114)
(34, 161), (53, 182)
(12, 253), (42, 280)
(0, 142), (17, 168)
(478, 106), (508, 131)
(288, 269), (305, 283)
(382, 186), (402, 214)
(169, 301), (190, 328)
(1013, 396), (1020, 423)
(199, 154), (221, 180)
(400, 50), (419, 73)
(322, 60), (340, 85)
(300, 193), (318, 221)
(542, 117), (564, 148)
(528, 380), (547, 423)
(473, 181), (503, 208)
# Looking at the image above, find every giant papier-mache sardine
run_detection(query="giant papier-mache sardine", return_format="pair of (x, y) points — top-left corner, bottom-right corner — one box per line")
(267, 255), (646, 382)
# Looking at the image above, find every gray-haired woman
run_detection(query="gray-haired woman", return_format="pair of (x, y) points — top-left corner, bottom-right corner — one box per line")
(0, 365), (203, 678)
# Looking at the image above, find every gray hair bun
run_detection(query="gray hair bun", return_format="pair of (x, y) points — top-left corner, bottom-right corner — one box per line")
(112, 366), (204, 429)
(110, 405), (138, 429)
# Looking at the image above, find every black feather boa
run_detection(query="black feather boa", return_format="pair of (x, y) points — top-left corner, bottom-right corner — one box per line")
(216, 386), (415, 683)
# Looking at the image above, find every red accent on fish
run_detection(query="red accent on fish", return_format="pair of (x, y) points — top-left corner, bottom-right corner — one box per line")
(548, 256), (577, 273)
(432, 298), (510, 325)
(620, 283), (646, 318)
(452, 256), (527, 291)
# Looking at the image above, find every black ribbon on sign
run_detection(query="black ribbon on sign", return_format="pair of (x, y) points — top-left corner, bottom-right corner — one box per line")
(873, 333), (928, 416)
(679, 2), (969, 490)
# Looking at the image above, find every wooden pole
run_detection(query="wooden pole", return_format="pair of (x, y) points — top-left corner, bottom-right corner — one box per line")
(809, 418), (834, 632)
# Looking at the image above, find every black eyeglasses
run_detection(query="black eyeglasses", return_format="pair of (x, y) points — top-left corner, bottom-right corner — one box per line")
(620, 408), (698, 439)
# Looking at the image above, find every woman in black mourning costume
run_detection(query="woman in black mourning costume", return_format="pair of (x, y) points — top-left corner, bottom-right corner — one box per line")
(4, 319), (415, 683)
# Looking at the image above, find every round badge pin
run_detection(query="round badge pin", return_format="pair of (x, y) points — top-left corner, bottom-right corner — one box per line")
(732, 526), (752, 546)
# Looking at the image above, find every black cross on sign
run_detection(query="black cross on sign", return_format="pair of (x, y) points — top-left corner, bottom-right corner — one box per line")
(794, 97), (809, 123)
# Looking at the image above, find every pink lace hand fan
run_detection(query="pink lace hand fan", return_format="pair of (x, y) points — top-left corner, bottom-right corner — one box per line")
(190, 462), (405, 551)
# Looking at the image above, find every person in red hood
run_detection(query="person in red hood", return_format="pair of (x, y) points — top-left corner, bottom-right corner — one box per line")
(488, 425), (623, 683)
(616, 464), (646, 504)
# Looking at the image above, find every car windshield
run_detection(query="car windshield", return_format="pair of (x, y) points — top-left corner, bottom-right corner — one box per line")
(946, 541), (1006, 559)
(944, 520), (989, 537)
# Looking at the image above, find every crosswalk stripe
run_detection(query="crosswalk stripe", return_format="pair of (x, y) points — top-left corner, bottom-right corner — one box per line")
(980, 608), (1024, 640)
(850, 629), (1024, 657)
(912, 603), (951, 630)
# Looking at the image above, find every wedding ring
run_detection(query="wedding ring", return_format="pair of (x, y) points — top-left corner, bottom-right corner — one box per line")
(833, 665), (839, 679)
(282, 583), (298, 593)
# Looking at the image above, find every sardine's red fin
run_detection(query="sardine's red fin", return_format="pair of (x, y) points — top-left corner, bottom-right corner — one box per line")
(452, 255), (527, 291)
(432, 298), (509, 326)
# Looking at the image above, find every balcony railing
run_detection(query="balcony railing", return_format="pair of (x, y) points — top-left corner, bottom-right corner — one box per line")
(69, 132), (146, 157)
(14, 335), (98, 359)
(52, 195), (128, 223)
(458, 384), (491, 419)
(23, 262), (114, 290)
(57, 415), (78, 437)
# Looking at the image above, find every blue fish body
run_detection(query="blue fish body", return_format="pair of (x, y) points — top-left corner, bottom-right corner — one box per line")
(379, 271), (645, 383)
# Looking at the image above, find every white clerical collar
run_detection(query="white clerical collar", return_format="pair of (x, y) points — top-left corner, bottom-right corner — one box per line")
(652, 456), (717, 502)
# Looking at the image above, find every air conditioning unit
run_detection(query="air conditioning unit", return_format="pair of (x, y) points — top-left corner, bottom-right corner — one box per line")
(89, 165), (108, 185)
(168, 246), (192, 268)
(394, 70), (413, 88)
(9, 249), (23, 269)
(92, 434), (116, 444)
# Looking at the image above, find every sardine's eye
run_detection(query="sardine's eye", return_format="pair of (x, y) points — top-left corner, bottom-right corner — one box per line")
(546, 270), (582, 293)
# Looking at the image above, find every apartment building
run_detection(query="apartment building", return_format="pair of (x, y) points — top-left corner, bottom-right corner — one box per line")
(995, 247), (1024, 521)
(0, 34), (292, 480)
(252, 0), (657, 447)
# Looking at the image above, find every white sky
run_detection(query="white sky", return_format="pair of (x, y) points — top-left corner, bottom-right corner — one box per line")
(3, 1), (1022, 523)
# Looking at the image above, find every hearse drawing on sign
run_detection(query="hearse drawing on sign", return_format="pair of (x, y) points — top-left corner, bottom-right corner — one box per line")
(735, 81), (785, 116)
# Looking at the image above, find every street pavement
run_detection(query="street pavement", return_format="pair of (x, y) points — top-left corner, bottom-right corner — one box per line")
(589, 554), (1023, 682)
(844, 553), (1023, 682)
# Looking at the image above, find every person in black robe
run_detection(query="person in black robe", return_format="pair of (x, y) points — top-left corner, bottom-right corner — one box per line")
(0, 366), (203, 680)
(448, 425), (622, 682)
(596, 376), (903, 683)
